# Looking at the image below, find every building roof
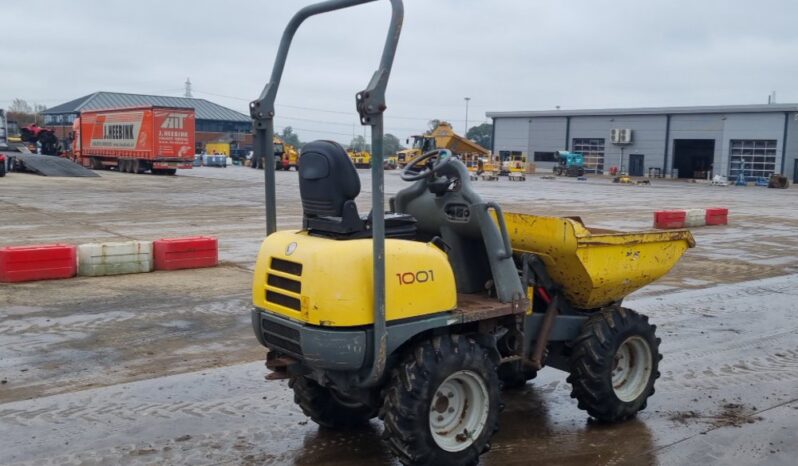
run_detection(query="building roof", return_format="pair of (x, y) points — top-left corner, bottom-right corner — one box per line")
(487, 103), (798, 119)
(43, 91), (249, 122)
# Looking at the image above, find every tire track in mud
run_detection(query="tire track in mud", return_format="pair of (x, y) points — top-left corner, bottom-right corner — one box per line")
(0, 296), (249, 354)
(0, 391), (283, 427)
(0, 364), (293, 447)
(628, 283), (798, 320)
(4, 425), (313, 466)
(659, 326), (798, 364)
(659, 347), (798, 391)
(1, 295), (248, 335)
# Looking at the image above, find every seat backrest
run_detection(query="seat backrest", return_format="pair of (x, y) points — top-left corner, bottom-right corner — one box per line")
(298, 140), (360, 217)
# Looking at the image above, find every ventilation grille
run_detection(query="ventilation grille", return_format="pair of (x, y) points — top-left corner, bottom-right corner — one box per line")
(270, 257), (303, 276)
(266, 290), (301, 311)
(261, 318), (302, 356)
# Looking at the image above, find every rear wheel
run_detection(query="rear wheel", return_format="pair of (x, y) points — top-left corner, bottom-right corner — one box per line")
(289, 376), (376, 428)
(381, 334), (500, 466)
(567, 307), (661, 422)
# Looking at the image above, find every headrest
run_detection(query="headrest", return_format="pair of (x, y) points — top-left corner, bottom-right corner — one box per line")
(298, 140), (360, 217)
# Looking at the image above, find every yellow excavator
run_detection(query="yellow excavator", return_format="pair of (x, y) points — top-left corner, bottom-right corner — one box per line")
(396, 121), (489, 171)
(249, 1), (694, 465)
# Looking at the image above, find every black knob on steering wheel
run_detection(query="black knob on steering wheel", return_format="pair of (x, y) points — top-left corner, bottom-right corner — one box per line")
(400, 149), (455, 181)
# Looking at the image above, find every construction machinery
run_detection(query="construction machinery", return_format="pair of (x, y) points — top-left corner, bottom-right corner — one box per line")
(396, 121), (489, 169)
(205, 142), (231, 156)
(346, 148), (371, 168)
(384, 154), (398, 169)
(768, 174), (789, 189)
(250, 135), (298, 170)
(250, 135), (283, 169)
(553, 150), (585, 177)
(279, 142), (299, 170)
(20, 123), (60, 156)
(499, 150), (527, 175)
(250, 2), (694, 465)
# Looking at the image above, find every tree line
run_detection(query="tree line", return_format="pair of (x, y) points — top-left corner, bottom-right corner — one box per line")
(5, 98), (48, 127)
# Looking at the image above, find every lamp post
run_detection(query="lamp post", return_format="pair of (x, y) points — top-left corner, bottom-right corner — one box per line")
(464, 97), (471, 135)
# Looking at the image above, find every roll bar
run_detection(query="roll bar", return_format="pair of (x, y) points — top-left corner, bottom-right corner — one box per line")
(250, 0), (404, 387)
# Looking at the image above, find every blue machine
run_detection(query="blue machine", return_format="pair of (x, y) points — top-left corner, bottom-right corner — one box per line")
(554, 151), (585, 177)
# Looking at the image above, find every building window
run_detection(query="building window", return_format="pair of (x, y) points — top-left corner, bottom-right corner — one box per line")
(572, 138), (605, 174)
(43, 114), (76, 125)
(729, 139), (777, 181)
(196, 120), (250, 133)
(534, 151), (557, 162)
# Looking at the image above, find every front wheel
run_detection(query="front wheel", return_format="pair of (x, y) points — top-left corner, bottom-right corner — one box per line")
(567, 307), (661, 422)
(498, 361), (537, 390)
(381, 334), (500, 466)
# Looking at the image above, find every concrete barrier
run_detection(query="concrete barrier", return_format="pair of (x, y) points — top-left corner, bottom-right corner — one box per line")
(684, 209), (707, 228)
(153, 236), (218, 271)
(0, 244), (77, 283)
(705, 207), (729, 225)
(78, 241), (153, 277)
(654, 211), (687, 229)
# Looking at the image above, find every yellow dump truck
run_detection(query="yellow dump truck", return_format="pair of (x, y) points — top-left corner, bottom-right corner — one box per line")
(396, 121), (489, 169)
(250, 2), (696, 464)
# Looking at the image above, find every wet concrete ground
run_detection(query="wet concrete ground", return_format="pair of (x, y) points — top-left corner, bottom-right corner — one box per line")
(1, 166), (797, 465)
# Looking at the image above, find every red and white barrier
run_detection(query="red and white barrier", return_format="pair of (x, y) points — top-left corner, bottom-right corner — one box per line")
(653, 208), (729, 229)
(654, 211), (687, 229)
(705, 208), (729, 225)
(153, 236), (218, 271)
(0, 244), (77, 283)
(0, 236), (219, 283)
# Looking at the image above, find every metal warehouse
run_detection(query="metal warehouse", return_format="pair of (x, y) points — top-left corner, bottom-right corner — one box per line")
(488, 104), (798, 182)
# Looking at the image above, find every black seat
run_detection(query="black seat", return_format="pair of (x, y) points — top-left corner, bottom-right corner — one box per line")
(298, 140), (416, 239)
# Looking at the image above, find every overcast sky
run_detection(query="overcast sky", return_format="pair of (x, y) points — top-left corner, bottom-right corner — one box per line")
(2, 0), (796, 144)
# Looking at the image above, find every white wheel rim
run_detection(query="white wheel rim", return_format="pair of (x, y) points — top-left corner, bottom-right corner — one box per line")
(612, 336), (653, 402)
(429, 370), (490, 452)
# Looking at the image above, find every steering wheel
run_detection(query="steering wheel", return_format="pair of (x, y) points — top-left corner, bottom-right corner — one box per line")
(400, 149), (456, 181)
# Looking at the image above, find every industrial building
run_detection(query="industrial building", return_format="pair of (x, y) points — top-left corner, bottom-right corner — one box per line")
(42, 91), (251, 151)
(488, 104), (798, 182)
